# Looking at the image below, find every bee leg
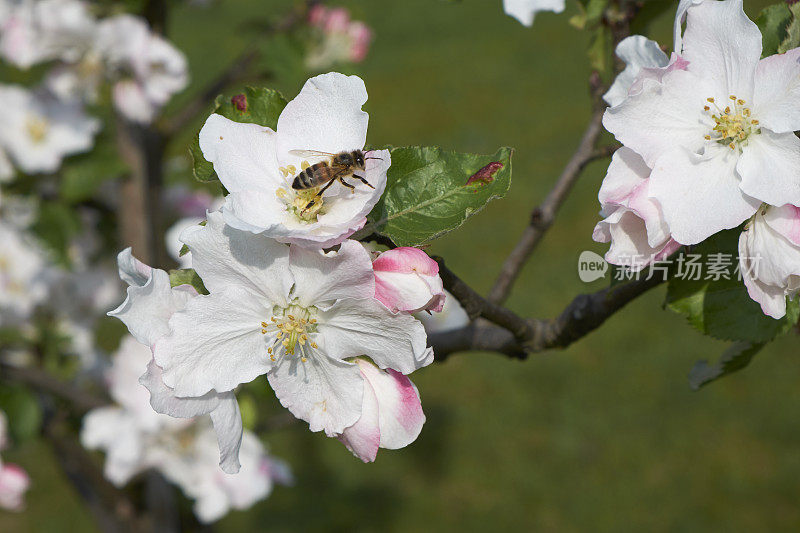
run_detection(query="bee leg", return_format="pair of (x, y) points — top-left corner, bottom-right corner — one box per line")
(351, 174), (375, 189)
(300, 180), (336, 214)
(337, 177), (357, 194)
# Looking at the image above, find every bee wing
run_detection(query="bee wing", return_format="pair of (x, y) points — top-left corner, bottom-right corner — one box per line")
(288, 149), (336, 158)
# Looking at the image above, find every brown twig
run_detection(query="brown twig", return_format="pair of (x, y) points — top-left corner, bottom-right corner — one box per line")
(434, 274), (665, 361)
(487, 105), (607, 305)
(0, 362), (108, 413)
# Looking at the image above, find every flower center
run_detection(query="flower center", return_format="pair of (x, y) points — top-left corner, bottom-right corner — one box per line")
(261, 304), (318, 362)
(25, 115), (49, 144)
(703, 95), (760, 150)
(276, 160), (326, 223)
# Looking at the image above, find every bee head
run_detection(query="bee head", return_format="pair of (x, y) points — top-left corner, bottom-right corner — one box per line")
(353, 151), (365, 169)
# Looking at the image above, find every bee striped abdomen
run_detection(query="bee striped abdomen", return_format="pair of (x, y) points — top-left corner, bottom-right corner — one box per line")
(292, 162), (332, 189)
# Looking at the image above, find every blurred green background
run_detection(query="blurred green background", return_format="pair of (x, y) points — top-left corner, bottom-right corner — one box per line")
(4, 0), (800, 531)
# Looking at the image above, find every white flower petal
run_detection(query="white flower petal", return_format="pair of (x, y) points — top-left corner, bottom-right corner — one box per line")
(276, 72), (368, 159)
(604, 35), (669, 107)
(648, 146), (759, 245)
(317, 299), (429, 374)
(681, 0), (761, 100)
(602, 69), (712, 167)
(737, 129), (800, 207)
(209, 393), (244, 474)
(180, 211), (292, 306)
(108, 268), (192, 348)
(198, 114), (281, 193)
(289, 240), (374, 306)
(267, 350), (364, 435)
(502, 0), (565, 27)
(763, 204), (800, 247)
(155, 287), (273, 397)
(752, 48), (800, 134)
(116, 247), (152, 287)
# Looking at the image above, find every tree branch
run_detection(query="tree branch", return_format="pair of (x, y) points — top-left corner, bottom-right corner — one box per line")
(0, 362), (108, 413)
(434, 275), (665, 361)
(487, 103), (608, 304)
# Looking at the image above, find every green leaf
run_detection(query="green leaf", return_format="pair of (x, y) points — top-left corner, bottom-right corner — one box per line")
(779, 2), (800, 53)
(363, 146), (512, 246)
(666, 229), (800, 343)
(189, 87), (288, 183)
(688, 341), (765, 390)
(757, 3), (791, 56)
(169, 268), (209, 295)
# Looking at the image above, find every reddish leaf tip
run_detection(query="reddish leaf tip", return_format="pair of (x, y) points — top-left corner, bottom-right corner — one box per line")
(466, 162), (503, 186)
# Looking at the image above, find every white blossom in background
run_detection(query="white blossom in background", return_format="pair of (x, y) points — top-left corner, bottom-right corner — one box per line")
(603, 0), (800, 245)
(81, 336), (287, 523)
(305, 5), (372, 70)
(502, 0), (564, 27)
(97, 14), (188, 123)
(415, 290), (469, 334)
(738, 205), (800, 319)
(593, 147), (680, 271)
(0, 218), (49, 327)
(0, 0), (96, 69)
(199, 72), (390, 248)
(0, 84), (99, 174)
(0, 411), (31, 512)
(164, 188), (223, 268)
(116, 212), (432, 467)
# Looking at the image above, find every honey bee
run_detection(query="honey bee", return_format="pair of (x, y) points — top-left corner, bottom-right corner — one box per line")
(289, 149), (378, 212)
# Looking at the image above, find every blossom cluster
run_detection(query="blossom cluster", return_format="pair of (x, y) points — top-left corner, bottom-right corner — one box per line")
(81, 336), (289, 523)
(594, 0), (800, 318)
(305, 4), (372, 70)
(0, 0), (188, 178)
(111, 72), (448, 474)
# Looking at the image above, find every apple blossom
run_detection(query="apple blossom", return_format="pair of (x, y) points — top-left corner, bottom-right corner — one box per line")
(0, 411), (30, 512)
(738, 205), (800, 319)
(109, 247), (245, 474)
(0, 84), (99, 174)
(603, 0), (800, 245)
(0, 219), (49, 326)
(503, 0), (564, 27)
(338, 358), (425, 462)
(145, 212), (432, 466)
(305, 5), (373, 70)
(372, 247), (445, 313)
(592, 147), (680, 270)
(97, 14), (188, 123)
(82, 337), (283, 522)
(0, 0), (96, 69)
(198, 72), (390, 248)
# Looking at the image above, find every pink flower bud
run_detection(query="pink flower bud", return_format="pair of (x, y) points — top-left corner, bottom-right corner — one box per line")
(324, 7), (350, 33)
(308, 5), (328, 27)
(347, 21), (372, 63)
(0, 463), (30, 511)
(373, 247), (445, 313)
